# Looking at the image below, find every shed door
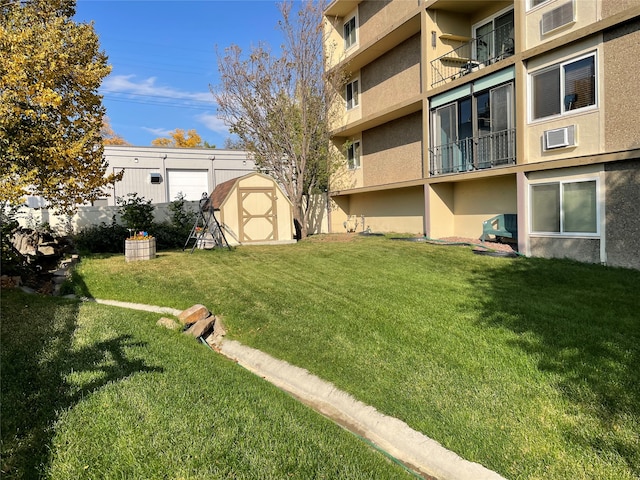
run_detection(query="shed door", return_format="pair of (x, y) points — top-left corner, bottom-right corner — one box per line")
(238, 187), (277, 242)
(167, 170), (208, 202)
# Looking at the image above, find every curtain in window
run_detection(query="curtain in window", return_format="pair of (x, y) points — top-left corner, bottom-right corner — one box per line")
(563, 181), (597, 232)
(564, 56), (595, 111)
(533, 68), (560, 119)
(532, 184), (560, 232)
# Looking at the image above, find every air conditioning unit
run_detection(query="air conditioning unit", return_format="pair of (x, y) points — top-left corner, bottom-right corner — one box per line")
(541, 0), (575, 35)
(149, 172), (163, 184)
(543, 125), (576, 150)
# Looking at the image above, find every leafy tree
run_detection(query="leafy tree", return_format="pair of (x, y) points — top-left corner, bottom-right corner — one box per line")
(0, 0), (121, 214)
(101, 116), (130, 145)
(117, 193), (155, 233)
(151, 128), (203, 148)
(214, 0), (344, 239)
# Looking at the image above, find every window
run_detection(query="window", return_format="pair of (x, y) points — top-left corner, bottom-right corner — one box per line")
(346, 79), (359, 110)
(531, 179), (598, 234)
(473, 9), (514, 64)
(530, 0), (549, 8)
(531, 53), (596, 120)
(431, 82), (514, 174)
(346, 141), (360, 169)
(344, 15), (357, 50)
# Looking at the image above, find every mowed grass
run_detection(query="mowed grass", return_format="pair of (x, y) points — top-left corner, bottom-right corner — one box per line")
(69, 235), (640, 479)
(1, 289), (413, 479)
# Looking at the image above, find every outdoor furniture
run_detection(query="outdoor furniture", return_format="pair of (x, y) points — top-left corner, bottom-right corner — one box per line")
(481, 214), (518, 242)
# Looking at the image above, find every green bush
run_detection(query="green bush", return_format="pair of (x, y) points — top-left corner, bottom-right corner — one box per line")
(73, 194), (196, 253)
(73, 216), (128, 254)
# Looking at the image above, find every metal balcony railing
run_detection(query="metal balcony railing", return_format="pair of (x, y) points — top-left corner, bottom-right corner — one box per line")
(430, 23), (514, 88)
(429, 128), (516, 176)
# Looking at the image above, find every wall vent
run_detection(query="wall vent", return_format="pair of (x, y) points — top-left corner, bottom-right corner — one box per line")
(149, 172), (163, 184)
(541, 1), (574, 35)
(544, 125), (576, 150)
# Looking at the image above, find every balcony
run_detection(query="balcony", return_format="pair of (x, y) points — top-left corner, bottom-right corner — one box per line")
(429, 128), (516, 176)
(430, 21), (514, 88)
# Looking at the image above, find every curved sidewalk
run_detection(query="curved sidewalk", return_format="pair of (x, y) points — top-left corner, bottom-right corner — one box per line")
(91, 298), (506, 480)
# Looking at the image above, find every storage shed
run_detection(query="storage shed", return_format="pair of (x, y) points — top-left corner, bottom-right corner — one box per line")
(209, 173), (295, 245)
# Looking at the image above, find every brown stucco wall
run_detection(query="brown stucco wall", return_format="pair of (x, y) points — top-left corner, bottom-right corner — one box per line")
(605, 158), (640, 270)
(361, 34), (421, 116)
(357, 0), (417, 47)
(601, 0), (639, 18)
(529, 237), (601, 264)
(603, 18), (640, 151)
(362, 112), (422, 187)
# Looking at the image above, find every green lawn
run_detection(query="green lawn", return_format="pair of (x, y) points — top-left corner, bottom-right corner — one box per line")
(5, 234), (639, 479)
(1, 289), (413, 479)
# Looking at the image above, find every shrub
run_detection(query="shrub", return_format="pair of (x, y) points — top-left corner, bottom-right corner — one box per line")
(117, 193), (155, 233)
(73, 216), (128, 254)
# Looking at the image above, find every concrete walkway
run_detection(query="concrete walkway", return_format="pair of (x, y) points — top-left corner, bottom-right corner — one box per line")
(88, 298), (506, 480)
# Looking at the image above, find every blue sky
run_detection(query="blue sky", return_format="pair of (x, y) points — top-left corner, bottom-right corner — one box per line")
(74, 0), (286, 147)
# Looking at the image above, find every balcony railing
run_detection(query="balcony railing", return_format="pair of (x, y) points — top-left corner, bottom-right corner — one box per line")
(429, 128), (516, 176)
(430, 23), (514, 88)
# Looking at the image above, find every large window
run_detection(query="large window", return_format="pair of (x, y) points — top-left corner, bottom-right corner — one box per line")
(431, 82), (514, 174)
(531, 179), (598, 234)
(473, 8), (514, 64)
(346, 79), (359, 110)
(344, 15), (357, 50)
(531, 53), (596, 120)
(346, 141), (361, 170)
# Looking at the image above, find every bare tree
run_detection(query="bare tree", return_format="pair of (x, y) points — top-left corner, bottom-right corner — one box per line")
(213, 0), (343, 239)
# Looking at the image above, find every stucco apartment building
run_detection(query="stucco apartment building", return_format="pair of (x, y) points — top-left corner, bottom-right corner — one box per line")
(324, 0), (640, 269)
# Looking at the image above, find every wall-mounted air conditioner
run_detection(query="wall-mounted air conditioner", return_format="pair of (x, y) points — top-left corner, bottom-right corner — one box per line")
(541, 1), (575, 35)
(543, 125), (576, 150)
(149, 172), (163, 184)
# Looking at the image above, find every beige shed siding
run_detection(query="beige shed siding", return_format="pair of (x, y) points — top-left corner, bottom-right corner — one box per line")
(362, 112), (422, 187)
(361, 34), (421, 116)
(603, 19), (640, 152)
(214, 173), (294, 245)
(357, 0), (417, 47)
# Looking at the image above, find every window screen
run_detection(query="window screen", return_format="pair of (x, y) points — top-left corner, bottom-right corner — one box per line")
(532, 67), (561, 119)
(563, 56), (595, 111)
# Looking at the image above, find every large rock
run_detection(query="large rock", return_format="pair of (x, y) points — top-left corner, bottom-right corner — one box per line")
(178, 304), (210, 325)
(185, 315), (217, 338)
(157, 317), (180, 330)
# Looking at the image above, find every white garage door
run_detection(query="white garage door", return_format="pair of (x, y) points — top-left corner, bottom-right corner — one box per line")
(167, 170), (209, 202)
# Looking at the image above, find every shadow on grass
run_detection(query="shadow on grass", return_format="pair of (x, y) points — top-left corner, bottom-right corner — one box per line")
(469, 257), (640, 474)
(0, 290), (162, 479)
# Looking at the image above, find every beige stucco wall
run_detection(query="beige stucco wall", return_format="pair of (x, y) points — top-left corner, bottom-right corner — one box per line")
(525, 37), (603, 163)
(427, 175), (517, 239)
(603, 18), (640, 151)
(362, 112), (422, 187)
(525, 0), (598, 50)
(360, 34), (421, 116)
(341, 186), (424, 234)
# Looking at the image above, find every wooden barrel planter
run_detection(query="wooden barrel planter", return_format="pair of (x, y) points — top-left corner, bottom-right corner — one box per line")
(125, 237), (156, 262)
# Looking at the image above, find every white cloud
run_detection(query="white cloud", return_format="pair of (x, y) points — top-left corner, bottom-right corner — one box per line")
(196, 112), (230, 135)
(141, 127), (173, 136)
(102, 74), (213, 103)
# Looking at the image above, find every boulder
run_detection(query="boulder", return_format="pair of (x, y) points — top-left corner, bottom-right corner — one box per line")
(205, 316), (227, 347)
(185, 315), (217, 338)
(178, 304), (210, 325)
